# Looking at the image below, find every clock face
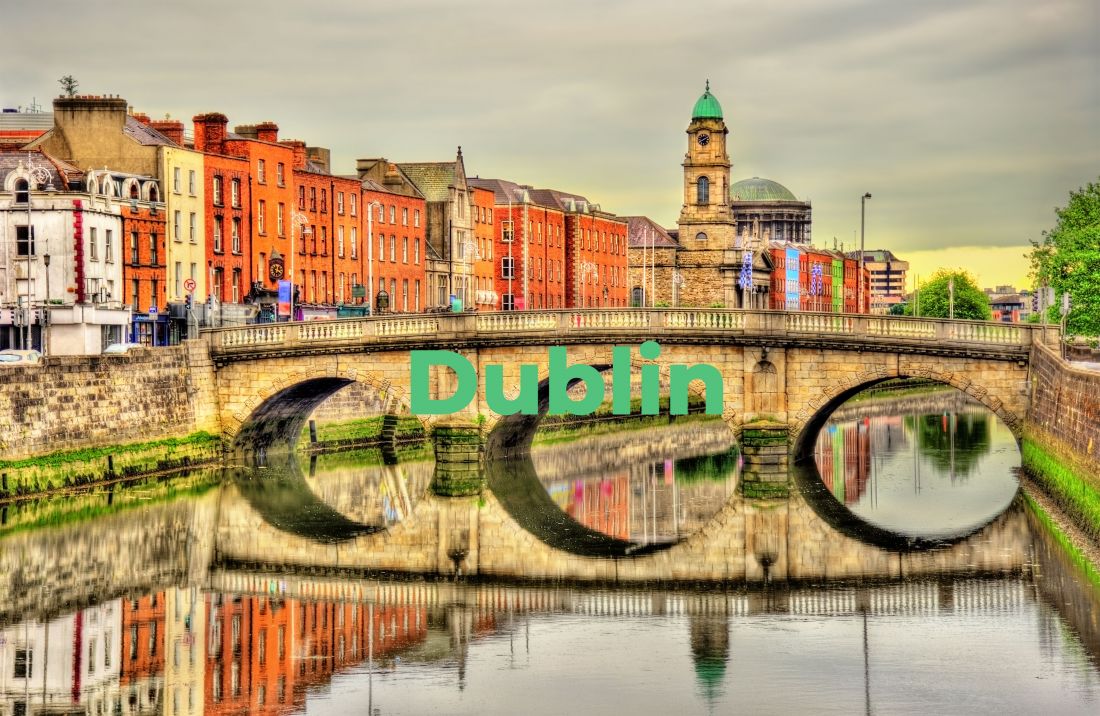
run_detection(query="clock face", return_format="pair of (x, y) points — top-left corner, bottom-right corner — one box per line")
(270, 262), (284, 280)
(697, 133), (710, 146)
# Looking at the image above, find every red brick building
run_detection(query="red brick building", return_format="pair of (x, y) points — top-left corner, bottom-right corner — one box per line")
(121, 592), (166, 685)
(361, 179), (428, 313)
(471, 185), (497, 311)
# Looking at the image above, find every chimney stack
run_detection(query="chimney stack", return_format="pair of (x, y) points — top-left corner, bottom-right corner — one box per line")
(149, 119), (184, 145)
(281, 140), (307, 170)
(192, 113), (228, 153)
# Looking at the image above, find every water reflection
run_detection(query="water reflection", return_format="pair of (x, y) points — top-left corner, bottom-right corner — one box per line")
(813, 390), (1020, 541)
(530, 420), (739, 546)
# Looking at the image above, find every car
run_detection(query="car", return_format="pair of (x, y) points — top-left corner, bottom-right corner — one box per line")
(102, 343), (143, 355)
(0, 349), (42, 365)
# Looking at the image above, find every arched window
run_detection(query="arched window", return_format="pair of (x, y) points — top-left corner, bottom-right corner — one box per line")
(129, 181), (140, 199)
(148, 185), (159, 203)
(697, 176), (709, 205)
(695, 232), (708, 241)
(14, 179), (29, 204)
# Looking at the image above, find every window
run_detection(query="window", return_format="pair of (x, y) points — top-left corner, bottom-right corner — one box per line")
(377, 204), (384, 222)
(502, 221), (514, 243)
(231, 269), (240, 302)
(277, 162), (285, 186)
(695, 231), (707, 241)
(212, 176), (223, 205)
(173, 167), (181, 193)
(414, 238), (420, 264)
(16, 226), (34, 256)
(337, 191), (345, 215)
(231, 179), (240, 207)
(257, 200), (266, 234)
(173, 211), (181, 242)
(320, 226), (327, 255)
(503, 293), (515, 310)
(189, 212), (197, 243)
(175, 262), (182, 298)
(414, 209), (420, 227)
(501, 256), (515, 279)
(402, 236), (408, 263)
(188, 170), (196, 195)
(213, 268), (223, 300)
(213, 218), (223, 252)
(309, 187), (317, 211)
(298, 185), (306, 210)
(277, 202), (285, 236)
(402, 207), (408, 225)
(415, 280), (421, 311)
(402, 279), (409, 311)
(351, 227), (357, 259)
(257, 159), (266, 184)
(150, 233), (158, 264)
(151, 279), (159, 307)
(130, 231), (139, 264)
(131, 279), (140, 311)
(14, 647), (31, 678)
(389, 235), (396, 261)
(105, 230), (113, 262)
(338, 226), (345, 257)
(231, 218), (241, 253)
(14, 178), (29, 204)
(389, 205), (395, 223)
(90, 227), (98, 260)
(350, 193), (357, 216)
(379, 234), (385, 261)
(320, 189), (327, 213)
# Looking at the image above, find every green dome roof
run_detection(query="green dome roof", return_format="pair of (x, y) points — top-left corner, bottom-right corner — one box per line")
(730, 177), (798, 202)
(692, 80), (723, 120)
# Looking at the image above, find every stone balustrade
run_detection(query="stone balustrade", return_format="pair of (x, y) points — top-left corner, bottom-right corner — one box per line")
(203, 309), (1055, 360)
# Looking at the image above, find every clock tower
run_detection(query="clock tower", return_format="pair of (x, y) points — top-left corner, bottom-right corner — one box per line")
(677, 82), (737, 306)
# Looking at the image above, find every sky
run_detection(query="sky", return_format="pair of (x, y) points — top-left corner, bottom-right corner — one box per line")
(3, 0), (1097, 290)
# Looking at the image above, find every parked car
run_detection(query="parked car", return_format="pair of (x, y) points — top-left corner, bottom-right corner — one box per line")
(103, 343), (143, 355)
(0, 349), (42, 365)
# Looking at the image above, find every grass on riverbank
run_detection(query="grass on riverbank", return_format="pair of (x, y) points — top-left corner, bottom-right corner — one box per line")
(1022, 491), (1100, 592)
(1022, 438), (1100, 542)
(298, 416), (426, 448)
(0, 431), (220, 471)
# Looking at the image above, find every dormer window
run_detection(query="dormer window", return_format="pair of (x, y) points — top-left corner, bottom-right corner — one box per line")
(14, 178), (29, 204)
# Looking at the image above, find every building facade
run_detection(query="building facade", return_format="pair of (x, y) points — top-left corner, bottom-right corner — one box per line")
(846, 249), (908, 314)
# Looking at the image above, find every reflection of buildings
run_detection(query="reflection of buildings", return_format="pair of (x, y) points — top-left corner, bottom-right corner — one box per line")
(0, 601), (122, 716)
(164, 587), (204, 716)
(121, 592), (166, 714)
(814, 420), (872, 504)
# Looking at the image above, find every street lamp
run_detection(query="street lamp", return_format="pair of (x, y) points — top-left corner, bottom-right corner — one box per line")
(859, 192), (872, 314)
(365, 200), (382, 314)
(42, 253), (50, 356)
(291, 211), (310, 321)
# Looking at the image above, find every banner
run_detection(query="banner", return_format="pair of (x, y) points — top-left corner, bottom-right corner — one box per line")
(278, 280), (291, 317)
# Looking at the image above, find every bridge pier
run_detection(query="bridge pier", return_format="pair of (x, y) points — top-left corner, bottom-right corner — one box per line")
(431, 421), (486, 497)
(740, 423), (790, 498)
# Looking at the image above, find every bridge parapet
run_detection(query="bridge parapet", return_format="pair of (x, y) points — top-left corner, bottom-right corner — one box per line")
(203, 309), (1056, 361)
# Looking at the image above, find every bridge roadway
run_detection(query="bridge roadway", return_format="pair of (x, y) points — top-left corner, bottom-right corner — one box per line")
(199, 309), (1054, 456)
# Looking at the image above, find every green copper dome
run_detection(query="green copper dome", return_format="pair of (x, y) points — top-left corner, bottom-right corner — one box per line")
(730, 177), (799, 202)
(692, 80), (723, 120)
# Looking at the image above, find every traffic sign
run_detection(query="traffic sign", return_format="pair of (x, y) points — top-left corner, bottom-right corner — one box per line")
(184, 278), (197, 293)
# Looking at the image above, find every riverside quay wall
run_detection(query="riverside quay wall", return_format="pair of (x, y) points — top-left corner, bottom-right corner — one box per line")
(1027, 341), (1100, 478)
(0, 342), (219, 462)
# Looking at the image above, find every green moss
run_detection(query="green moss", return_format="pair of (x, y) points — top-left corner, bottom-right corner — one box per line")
(0, 431), (220, 471)
(1022, 437), (1100, 541)
(1022, 491), (1100, 592)
(299, 416), (426, 446)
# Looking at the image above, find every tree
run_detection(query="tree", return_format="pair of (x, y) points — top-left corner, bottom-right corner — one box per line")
(58, 75), (78, 97)
(904, 269), (991, 320)
(1029, 179), (1100, 336)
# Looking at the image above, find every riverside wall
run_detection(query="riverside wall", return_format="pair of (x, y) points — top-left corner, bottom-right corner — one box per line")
(1027, 342), (1100, 478)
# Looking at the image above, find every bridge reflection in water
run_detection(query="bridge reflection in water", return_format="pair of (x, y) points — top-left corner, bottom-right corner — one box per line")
(2, 393), (1100, 713)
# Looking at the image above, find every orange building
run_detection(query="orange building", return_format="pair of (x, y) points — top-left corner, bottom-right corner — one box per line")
(362, 180), (428, 313)
(559, 205), (629, 309)
(470, 185), (497, 311)
(121, 592), (166, 685)
(286, 143), (364, 309)
(193, 114), (252, 309)
(109, 174), (167, 343)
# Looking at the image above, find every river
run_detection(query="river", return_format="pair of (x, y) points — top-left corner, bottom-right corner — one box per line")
(0, 389), (1098, 715)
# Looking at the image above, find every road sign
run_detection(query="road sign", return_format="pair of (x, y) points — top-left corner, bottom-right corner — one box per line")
(184, 278), (197, 293)
(149, 305), (158, 320)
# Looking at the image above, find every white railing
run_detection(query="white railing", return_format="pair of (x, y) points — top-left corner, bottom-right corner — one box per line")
(204, 310), (1040, 356)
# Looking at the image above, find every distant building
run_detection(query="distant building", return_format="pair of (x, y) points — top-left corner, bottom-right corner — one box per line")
(0, 109), (53, 148)
(730, 176), (812, 245)
(846, 249), (908, 314)
(984, 285), (1033, 322)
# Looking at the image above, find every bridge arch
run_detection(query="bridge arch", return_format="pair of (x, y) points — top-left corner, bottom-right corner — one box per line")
(482, 344), (724, 459)
(790, 367), (1025, 463)
(227, 368), (432, 453)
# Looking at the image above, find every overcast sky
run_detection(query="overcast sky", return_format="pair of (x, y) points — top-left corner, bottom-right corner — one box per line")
(4, 0), (1097, 288)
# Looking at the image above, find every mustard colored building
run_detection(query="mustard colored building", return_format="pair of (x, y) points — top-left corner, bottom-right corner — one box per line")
(161, 145), (206, 304)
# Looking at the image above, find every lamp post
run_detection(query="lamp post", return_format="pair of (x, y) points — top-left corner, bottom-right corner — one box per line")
(42, 253), (50, 356)
(290, 211), (310, 321)
(365, 200), (381, 314)
(859, 192), (871, 314)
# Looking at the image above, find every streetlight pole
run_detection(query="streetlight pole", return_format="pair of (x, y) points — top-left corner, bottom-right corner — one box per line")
(859, 192), (871, 314)
(365, 200), (381, 314)
(42, 253), (50, 356)
(291, 211), (310, 321)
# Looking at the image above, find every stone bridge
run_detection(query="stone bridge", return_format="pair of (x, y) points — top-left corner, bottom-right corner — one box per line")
(199, 309), (1056, 459)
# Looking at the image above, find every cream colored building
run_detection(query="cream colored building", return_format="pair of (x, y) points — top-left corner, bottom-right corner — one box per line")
(161, 146), (206, 302)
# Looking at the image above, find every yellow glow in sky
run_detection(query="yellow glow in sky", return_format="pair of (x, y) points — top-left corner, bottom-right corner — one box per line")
(903, 245), (1033, 293)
